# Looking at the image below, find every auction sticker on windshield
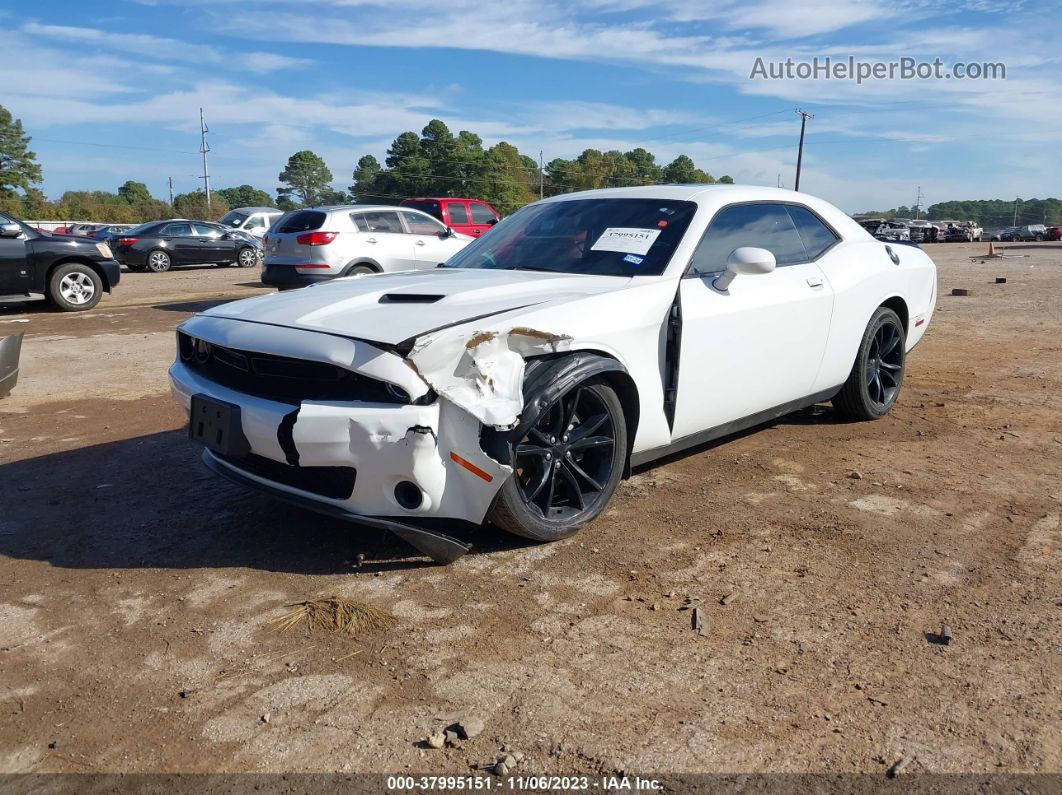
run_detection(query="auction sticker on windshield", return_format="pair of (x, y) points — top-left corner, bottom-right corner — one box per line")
(591, 227), (661, 256)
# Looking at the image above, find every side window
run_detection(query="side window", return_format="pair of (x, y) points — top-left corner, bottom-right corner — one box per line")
(446, 203), (470, 225)
(193, 223), (220, 237)
(359, 211), (403, 233)
(469, 202), (497, 224)
(690, 203), (807, 274)
(161, 223), (193, 237)
(246, 216), (266, 230)
(784, 205), (839, 259)
(350, 214), (371, 232)
(400, 210), (447, 235)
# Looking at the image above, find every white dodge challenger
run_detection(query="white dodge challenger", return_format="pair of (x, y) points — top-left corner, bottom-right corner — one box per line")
(170, 185), (936, 562)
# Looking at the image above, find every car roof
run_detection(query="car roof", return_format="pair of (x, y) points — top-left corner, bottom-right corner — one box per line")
(229, 206), (282, 213)
(539, 184), (868, 239)
(307, 204), (436, 214)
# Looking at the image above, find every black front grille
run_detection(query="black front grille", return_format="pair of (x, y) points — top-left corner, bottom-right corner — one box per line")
(218, 452), (356, 500)
(179, 332), (405, 404)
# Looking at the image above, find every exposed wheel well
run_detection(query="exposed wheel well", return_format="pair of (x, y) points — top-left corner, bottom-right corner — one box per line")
(879, 296), (909, 333)
(596, 369), (640, 478)
(343, 261), (380, 274)
(47, 257), (107, 288)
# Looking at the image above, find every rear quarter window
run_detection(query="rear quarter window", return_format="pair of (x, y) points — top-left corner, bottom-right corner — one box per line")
(277, 210), (327, 233)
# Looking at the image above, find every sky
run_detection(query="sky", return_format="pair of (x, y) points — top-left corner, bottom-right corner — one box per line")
(2, 0), (1059, 213)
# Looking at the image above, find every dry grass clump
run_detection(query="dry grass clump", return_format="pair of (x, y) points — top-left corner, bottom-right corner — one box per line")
(270, 597), (394, 638)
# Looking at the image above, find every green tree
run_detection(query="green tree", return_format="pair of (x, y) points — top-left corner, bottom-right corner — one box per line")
(350, 154), (389, 203)
(0, 105), (43, 198)
(173, 190), (229, 221)
(277, 150), (334, 207)
(117, 180), (151, 205)
(662, 155), (714, 184)
(215, 184), (274, 208)
(717, 175), (734, 184)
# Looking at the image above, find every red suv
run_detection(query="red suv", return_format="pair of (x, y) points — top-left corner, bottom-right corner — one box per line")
(1045, 225), (1062, 241)
(400, 198), (500, 237)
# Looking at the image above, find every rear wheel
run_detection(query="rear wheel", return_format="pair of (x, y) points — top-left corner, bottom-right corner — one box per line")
(146, 250), (172, 273)
(47, 263), (103, 312)
(489, 378), (627, 541)
(346, 264), (375, 276)
(833, 307), (906, 420)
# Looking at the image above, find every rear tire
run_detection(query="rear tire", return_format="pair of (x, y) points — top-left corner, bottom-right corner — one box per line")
(489, 378), (627, 541)
(47, 262), (103, 312)
(346, 264), (375, 275)
(832, 307), (906, 420)
(146, 250), (172, 273)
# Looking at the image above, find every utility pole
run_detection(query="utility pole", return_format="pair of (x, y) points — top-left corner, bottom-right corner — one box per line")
(1012, 197), (1019, 225)
(913, 186), (924, 220)
(199, 108), (211, 211)
(168, 176), (174, 207)
(777, 173), (783, 188)
(539, 150), (544, 200)
(793, 108), (814, 192)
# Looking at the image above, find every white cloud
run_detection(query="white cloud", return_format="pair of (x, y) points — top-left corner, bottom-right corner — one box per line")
(22, 22), (310, 73)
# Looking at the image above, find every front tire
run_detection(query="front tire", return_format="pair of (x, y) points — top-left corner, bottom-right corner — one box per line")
(47, 263), (103, 312)
(237, 247), (259, 268)
(146, 250), (172, 273)
(489, 379), (627, 541)
(833, 307), (906, 420)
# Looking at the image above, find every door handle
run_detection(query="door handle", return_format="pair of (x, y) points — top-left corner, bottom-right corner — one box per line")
(366, 237), (377, 244)
(807, 277), (824, 288)
(415, 240), (426, 246)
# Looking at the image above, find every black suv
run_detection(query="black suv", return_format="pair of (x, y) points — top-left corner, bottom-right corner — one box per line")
(111, 219), (262, 273)
(0, 212), (120, 312)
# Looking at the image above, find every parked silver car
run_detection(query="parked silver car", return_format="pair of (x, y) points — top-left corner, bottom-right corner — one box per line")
(262, 205), (474, 288)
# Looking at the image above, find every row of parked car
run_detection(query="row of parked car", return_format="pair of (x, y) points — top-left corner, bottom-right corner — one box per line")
(0, 196), (503, 312)
(991, 224), (1060, 242)
(855, 218), (984, 244)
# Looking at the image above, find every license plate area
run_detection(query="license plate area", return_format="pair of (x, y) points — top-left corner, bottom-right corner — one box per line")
(189, 394), (251, 457)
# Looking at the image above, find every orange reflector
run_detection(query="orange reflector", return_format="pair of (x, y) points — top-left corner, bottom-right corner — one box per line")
(450, 451), (493, 482)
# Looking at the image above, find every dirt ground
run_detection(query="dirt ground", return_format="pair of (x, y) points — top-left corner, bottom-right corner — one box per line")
(0, 244), (1059, 778)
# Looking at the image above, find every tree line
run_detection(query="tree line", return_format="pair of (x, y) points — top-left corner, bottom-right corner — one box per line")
(0, 105), (732, 222)
(858, 198), (1062, 228)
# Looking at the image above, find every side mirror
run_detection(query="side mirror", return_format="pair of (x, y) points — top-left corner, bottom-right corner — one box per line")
(438, 227), (454, 239)
(487, 218), (499, 226)
(0, 223), (21, 238)
(713, 247), (776, 291)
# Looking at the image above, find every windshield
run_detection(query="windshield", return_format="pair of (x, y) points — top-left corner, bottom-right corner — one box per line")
(218, 211), (249, 228)
(443, 198), (697, 276)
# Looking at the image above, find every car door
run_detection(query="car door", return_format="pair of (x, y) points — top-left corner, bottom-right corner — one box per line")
(468, 201), (499, 236)
(357, 210), (417, 271)
(0, 213), (30, 292)
(671, 202), (836, 441)
(444, 201), (471, 235)
(398, 210), (459, 268)
(158, 223), (196, 263)
(193, 223), (232, 262)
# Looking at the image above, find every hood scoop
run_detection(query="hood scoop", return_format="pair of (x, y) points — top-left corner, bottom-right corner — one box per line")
(379, 293), (445, 304)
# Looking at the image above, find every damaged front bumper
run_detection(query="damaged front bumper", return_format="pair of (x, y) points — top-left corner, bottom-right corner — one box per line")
(169, 317), (514, 545)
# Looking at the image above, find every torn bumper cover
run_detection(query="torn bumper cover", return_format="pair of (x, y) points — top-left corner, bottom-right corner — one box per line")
(170, 315), (572, 560)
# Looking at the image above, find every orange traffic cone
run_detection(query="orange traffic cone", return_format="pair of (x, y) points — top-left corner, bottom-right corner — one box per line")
(987, 241), (995, 257)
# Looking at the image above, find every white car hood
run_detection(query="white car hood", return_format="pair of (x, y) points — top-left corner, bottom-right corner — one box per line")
(203, 268), (629, 346)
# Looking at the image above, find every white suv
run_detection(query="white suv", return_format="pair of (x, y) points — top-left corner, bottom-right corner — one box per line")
(218, 207), (284, 239)
(262, 205), (474, 289)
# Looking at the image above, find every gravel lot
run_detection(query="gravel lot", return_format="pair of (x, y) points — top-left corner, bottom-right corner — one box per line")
(0, 244), (1059, 776)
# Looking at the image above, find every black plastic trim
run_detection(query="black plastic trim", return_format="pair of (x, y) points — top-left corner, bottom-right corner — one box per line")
(630, 387), (841, 467)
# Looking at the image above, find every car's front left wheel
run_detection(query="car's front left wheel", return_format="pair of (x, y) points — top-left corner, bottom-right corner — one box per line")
(237, 247), (259, 267)
(47, 262), (103, 312)
(489, 378), (627, 541)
